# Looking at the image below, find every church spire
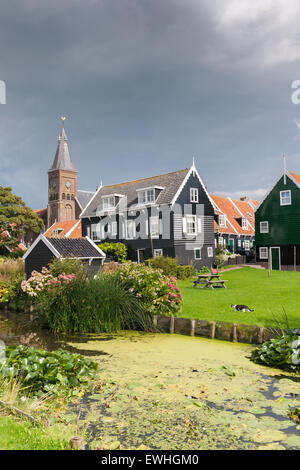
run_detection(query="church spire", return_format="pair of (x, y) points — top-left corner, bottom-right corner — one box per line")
(49, 117), (77, 172)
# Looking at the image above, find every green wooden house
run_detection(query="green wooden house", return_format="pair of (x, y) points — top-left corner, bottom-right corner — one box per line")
(255, 170), (300, 270)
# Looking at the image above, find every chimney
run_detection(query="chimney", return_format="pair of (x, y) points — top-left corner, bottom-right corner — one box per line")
(240, 196), (247, 201)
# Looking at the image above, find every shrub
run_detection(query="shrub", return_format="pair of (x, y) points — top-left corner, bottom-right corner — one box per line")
(249, 334), (300, 373)
(198, 266), (211, 274)
(98, 242), (127, 263)
(49, 257), (87, 278)
(146, 256), (195, 279)
(116, 262), (183, 316)
(1, 345), (98, 397)
(36, 273), (153, 334)
(176, 265), (195, 279)
(146, 256), (179, 277)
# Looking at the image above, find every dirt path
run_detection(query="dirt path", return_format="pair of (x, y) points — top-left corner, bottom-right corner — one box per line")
(66, 332), (300, 450)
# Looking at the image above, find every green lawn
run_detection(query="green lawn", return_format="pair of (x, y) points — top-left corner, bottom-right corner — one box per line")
(178, 267), (300, 328)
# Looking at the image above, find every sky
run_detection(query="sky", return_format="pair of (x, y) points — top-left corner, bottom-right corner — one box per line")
(1, 0), (300, 209)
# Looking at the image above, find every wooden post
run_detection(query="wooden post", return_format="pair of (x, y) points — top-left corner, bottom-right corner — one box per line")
(153, 315), (158, 327)
(170, 316), (175, 334)
(258, 327), (264, 344)
(69, 437), (86, 450)
(294, 245), (297, 272)
(190, 319), (196, 337)
(232, 323), (237, 343)
(210, 321), (216, 339)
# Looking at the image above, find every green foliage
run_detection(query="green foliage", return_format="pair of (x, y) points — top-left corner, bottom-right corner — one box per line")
(3, 274), (28, 309)
(198, 265), (211, 274)
(0, 186), (43, 250)
(249, 335), (300, 372)
(0, 417), (72, 450)
(117, 262), (183, 316)
(176, 265), (195, 279)
(98, 242), (128, 263)
(48, 257), (87, 278)
(0, 257), (25, 282)
(146, 256), (195, 279)
(1, 345), (98, 397)
(36, 273), (153, 334)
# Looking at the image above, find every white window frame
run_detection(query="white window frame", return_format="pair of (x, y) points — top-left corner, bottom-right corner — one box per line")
(190, 188), (199, 203)
(149, 216), (160, 238)
(207, 247), (213, 257)
(186, 215), (197, 235)
(154, 248), (163, 257)
(244, 240), (250, 250)
(237, 239), (241, 247)
(110, 221), (118, 237)
(219, 214), (226, 228)
(242, 218), (248, 230)
(260, 221), (269, 234)
(102, 196), (115, 210)
(259, 247), (269, 259)
(126, 219), (136, 240)
(194, 248), (201, 260)
(138, 189), (155, 205)
(280, 190), (291, 206)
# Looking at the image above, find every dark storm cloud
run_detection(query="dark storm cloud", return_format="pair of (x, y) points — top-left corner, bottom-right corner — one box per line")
(1, 0), (300, 208)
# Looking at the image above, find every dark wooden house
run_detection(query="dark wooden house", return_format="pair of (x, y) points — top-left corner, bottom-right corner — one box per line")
(255, 170), (300, 270)
(80, 163), (216, 269)
(23, 234), (106, 278)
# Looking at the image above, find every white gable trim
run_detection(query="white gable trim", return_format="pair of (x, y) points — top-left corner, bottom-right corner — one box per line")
(79, 182), (103, 219)
(65, 220), (81, 238)
(254, 172), (297, 213)
(85, 236), (106, 258)
(228, 197), (255, 232)
(170, 164), (215, 210)
(22, 234), (61, 261)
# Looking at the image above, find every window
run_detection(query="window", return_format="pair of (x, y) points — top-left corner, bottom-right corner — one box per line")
(149, 216), (160, 238)
(126, 220), (136, 239)
(102, 196), (115, 210)
(259, 247), (269, 259)
(194, 248), (201, 260)
(219, 215), (226, 227)
(260, 221), (269, 233)
(154, 249), (163, 257)
(186, 215), (197, 235)
(53, 228), (63, 237)
(138, 189), (155, 205)
(237, 239), (241, 247)
(207, 247), (213, 257)
(91, 223), (102, 241)
(110, 221), (117, 237)
(190, 188), (199, 203)
(242, 218), (248, 230)
(280, 190), (291, 206)
(218, 236), (223, 245)
(244, 240), (250, 250)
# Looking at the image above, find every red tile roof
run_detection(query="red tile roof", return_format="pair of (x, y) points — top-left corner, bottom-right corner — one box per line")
(210, 195), (255, 236)
(44, 220), (82, 239)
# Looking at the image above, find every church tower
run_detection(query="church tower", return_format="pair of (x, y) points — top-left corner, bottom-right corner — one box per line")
(47, 118), (78, 227)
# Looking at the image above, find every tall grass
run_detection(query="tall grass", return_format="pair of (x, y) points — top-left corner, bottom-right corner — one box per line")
(37, 273), (153, 334)
(0, 258), (24, 282)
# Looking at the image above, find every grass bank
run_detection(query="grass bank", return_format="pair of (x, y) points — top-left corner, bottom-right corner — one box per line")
(178, 267), (300, 328)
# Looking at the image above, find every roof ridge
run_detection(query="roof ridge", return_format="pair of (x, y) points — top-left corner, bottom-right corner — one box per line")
(100, 168), (189, 189)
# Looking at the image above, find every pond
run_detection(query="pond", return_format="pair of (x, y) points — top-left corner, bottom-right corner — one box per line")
(1, 311), (300, 450)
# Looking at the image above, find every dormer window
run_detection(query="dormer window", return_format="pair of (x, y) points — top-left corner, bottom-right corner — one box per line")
(219, 215), (226, 228)
(138, 189), (155, 204)
(53, 228), (63, 237)
(102, 196), (115, 210)
(242, 218), (248, 230)
(280, 190), (291, 206)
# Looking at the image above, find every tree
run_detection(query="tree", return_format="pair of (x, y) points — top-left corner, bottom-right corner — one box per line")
(0, 186), (44, 250)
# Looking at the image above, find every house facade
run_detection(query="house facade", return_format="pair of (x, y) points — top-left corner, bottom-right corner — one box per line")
(255, 170), (300, 271)
(80, 163), (216, 269)
(211, 195), (257, 254)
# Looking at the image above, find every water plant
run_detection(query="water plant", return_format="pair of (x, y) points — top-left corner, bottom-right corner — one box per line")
(0, 345), (98, 397)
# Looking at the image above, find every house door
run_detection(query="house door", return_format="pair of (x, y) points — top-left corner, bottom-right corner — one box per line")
(271, 247), (280, 270)
(137, 249), (145, 263)
(228, 239), (234, 253)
